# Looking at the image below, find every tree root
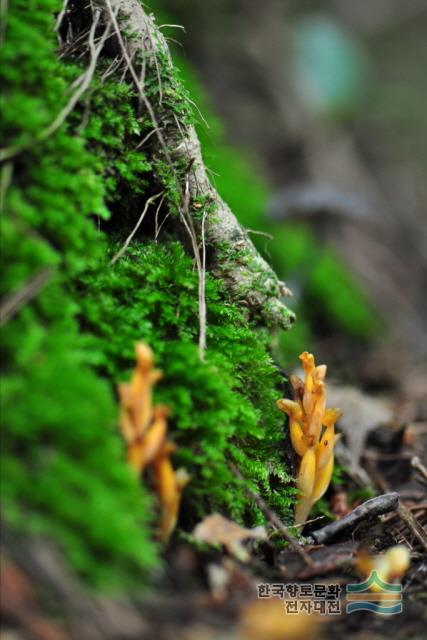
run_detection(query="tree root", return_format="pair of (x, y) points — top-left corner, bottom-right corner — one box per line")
(104, 0), (295, 331)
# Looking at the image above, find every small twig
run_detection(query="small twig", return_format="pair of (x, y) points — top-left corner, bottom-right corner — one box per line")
(110, 191), (164, 264)
(307, 492), (400, 545)
(198, 210), (207, 358)
(293, 515), (325, 529)
(411, 456), (427, 483)
(42, 10), (107, 139)
(0, 268), (53, 326)
(396, 502), (427, 553)
(228, 462), (314, 567)
(58, 27), (91, 59)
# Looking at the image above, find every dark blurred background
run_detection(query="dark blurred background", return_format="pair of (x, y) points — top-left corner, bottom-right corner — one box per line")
(152, 0), (427, 395)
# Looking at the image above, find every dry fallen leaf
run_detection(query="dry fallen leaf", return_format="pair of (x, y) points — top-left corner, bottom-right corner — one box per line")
(327, 384), (393, 468)
(193, 513), (267, 562)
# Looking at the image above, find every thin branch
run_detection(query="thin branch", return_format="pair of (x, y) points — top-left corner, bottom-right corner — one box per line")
(228, 462), (314, 567)
(307, 492), (400, 545)
(100, 55), (122, 81)
(396, 502), (427, 552)
(181, 163), (207, 358)
(411, 456), (427, 483)
(110, 191), (164, 264)
(41, 10), (107, 140)
(58, 25), (93, 59)
(0, 268), (53, 326)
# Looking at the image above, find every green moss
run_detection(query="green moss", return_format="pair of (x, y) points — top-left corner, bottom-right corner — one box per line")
(1, 0), (158, 590)
(1, 328), (158, 590)
(79, 241), (295, 524)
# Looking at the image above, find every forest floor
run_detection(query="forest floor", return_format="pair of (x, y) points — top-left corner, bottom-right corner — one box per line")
(2, 374), (426, 640)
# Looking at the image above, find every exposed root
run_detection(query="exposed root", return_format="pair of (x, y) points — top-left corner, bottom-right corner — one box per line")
(103, 0), (295, 332)
(110, 191), (165, 265)
(0, 8), (113, 161)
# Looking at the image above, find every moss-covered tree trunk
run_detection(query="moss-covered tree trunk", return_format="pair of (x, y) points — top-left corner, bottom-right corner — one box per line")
(1, 0), (297, 590)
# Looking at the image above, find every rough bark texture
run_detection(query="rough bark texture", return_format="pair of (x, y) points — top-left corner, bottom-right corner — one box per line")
(108, 0), (295, 330)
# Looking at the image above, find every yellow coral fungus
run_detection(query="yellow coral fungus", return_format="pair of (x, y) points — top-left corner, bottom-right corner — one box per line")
(154, 453), (191, 542)
(355, 545), (410, 597)
(118, 342), (190, 541)
(289, 419), (310, 458)
(277, 352), (342, 527)
(314, 424), (335, 470)
(276, 398), (308, 456)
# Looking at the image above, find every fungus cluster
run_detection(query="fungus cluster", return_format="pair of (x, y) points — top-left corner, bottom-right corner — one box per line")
(118, 343), (190, 541)
(277, 352), (342, 526)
